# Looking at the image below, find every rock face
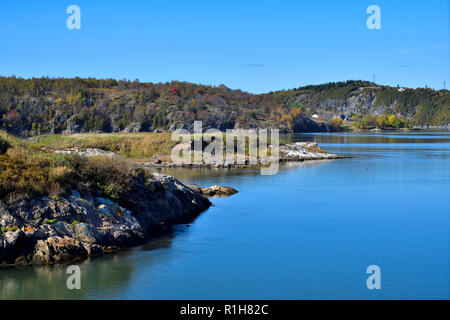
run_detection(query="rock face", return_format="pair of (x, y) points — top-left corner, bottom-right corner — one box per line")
(32, 236), (89, 265)
(292, 117), (334, 132)
(0, 173), (212, 266)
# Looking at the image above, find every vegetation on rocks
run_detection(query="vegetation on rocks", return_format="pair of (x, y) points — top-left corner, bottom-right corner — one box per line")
(0, 130), (142, 203)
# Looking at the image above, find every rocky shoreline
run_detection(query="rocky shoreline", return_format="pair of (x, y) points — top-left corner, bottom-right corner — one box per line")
(49, 142), (347, 170)
(0, 172), (235, 267)
(134, 142), (349, 168)
(1, 141), (341, 267)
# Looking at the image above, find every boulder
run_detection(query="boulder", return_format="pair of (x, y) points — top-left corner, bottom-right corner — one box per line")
(0, 230), (26, 262)
(33, 236), (88, 264)
(190, 185), (238, 198)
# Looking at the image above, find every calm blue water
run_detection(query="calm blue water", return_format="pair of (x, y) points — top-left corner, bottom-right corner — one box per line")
(1, 132), (449, 299)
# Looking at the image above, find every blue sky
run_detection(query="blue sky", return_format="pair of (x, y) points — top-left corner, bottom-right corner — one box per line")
(0, 0), (448, 93)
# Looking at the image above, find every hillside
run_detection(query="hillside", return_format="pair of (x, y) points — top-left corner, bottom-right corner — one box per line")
(268, 81), (449, 127)
(0, 77), (448, 136)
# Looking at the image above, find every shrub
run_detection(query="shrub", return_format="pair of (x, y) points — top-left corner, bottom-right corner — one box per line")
(0, 137), (10, 154)
(49, 166), (74, 184)
(330, 117), (343, 130)
(80, 157), (132, 200)
(0, 149), (49, 201)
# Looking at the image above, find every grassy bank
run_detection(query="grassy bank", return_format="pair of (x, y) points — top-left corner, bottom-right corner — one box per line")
(0, 131), (144, 203)
(33, 132), (177, 158)
(32, 132), (279, 159)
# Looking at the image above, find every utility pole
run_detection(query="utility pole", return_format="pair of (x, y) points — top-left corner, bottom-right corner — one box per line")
(444, 80), (446, 90)
(373, 74), (376, 84)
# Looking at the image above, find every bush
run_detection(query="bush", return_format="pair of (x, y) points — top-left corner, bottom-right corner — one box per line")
(79, 157), (133, 200)
(0, 137), (10, 154)
(49, 166), (74, 186)
(354, 114), (411, 129)
(0, 148), (50, 201)
(330, 118), (343, 130)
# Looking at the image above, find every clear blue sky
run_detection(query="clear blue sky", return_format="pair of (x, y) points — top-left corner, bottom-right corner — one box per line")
(0, 0), (448, 93)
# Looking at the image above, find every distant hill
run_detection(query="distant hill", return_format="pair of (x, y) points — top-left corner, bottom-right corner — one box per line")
(268, 81), (449, 127)
(0, 77), (448, 136)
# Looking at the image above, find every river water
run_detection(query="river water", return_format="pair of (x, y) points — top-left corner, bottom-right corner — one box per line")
(1, 132), (449, 299)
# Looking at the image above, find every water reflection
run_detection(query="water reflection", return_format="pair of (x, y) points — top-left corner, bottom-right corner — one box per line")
(0, 232), (180, 300)
(154, 160), (335, 186)
(281, 131), (450, 145)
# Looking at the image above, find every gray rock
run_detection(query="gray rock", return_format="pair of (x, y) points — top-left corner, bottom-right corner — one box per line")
(53, 148), (118, 158)
(123, 121), (142, 133)
(73, 223), (97, 244)
(189, 185), (238, 198)
(0, 230), (25, 262)
(279, 142), (339, 160)
(0, 173), (211, 266)
(4, 230), (25, 246)
(33, 236), (88, 264)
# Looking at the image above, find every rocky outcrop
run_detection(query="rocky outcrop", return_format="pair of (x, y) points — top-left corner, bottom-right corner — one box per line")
(135, 141), (345, 169)
(292, 117), (335, 132)
(120, 173), (212, 230)
(413, 124), (450, 131)
(32, 236), (90, 265)
(0, 173), (214, 266)
(279, 142), (342, 160)
(189, 185), (238, 198)
(53, 148), (118, 157)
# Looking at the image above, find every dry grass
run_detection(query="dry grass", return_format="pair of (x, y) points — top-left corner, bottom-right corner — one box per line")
(0, 131), (146, 203)
(32, 132), (282, 160)
(34, 132), (177, 158)
(304, 144), (329, 154)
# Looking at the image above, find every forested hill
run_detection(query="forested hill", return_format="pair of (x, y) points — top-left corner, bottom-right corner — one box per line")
(0, 77), (448, 136)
